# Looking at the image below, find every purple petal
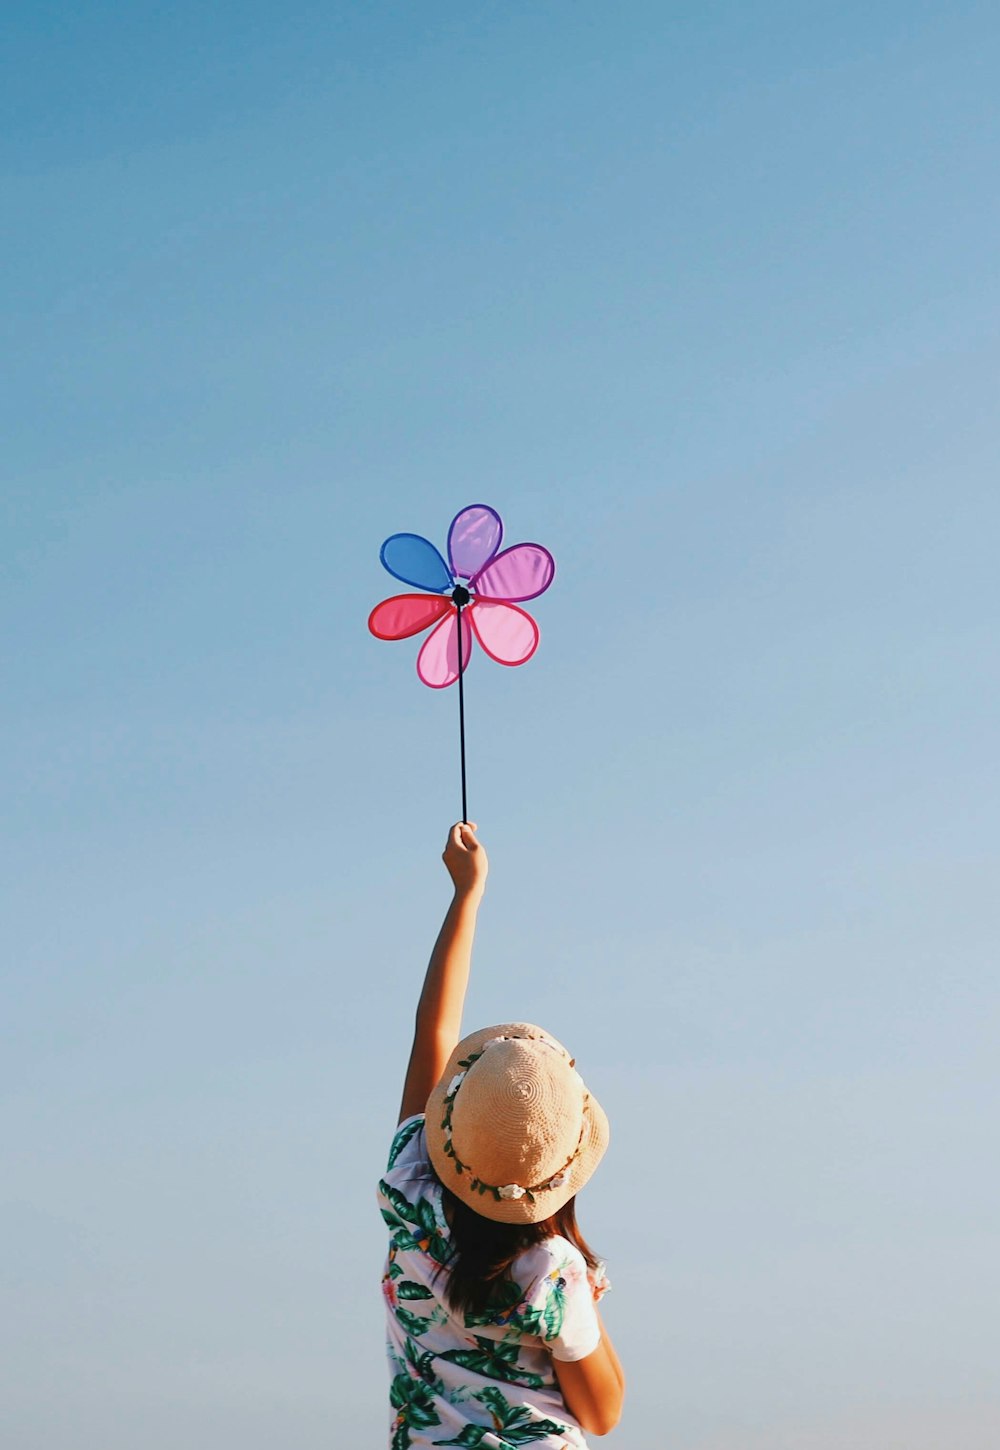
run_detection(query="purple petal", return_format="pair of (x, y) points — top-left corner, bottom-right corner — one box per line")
(448, 504), (503, 580)
(471, 543), (555, 602)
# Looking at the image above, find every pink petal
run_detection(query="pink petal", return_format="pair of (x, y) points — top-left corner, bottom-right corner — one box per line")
(369, 593), (452, 640)
(416, 609), (472, 688)
(468, 601), (539, 666)
(448, 504), (503, 579)
(471, 543), (555, 602)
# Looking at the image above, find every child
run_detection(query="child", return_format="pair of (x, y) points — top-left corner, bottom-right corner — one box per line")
(378, 822), (625, 1448)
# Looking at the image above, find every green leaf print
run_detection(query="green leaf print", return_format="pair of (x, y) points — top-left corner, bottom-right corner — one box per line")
(395, 1304), (434, 1338)
(440, 1337), (545, 1390)
(401, 1336), (445, 1395)
(397, 1280), (434, 1300)
(461, 1279), (522, 1328)
(433, 1384), (566, 1446)
(431, 1428), (484, 1449)
(381, 1217), (426, 1254)
(378, 1179), (451, 1263)
(413, 1195), (439, 1235)
(541, 1276), (566, 1341)
(381, 1182), (419, 1223)
(389, 1371), (441, 1450)
(500, 1422), (570, 1446)
(493, 1270), (568, 1342)
(477, 1387), (517, 1420)
(388, 1117), (423, 1170)
(504, 1304), (543, 1338)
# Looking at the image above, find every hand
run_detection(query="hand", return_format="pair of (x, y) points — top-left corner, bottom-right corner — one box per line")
(442, 821), (488, 898)
(588, 1260), (611, 1303)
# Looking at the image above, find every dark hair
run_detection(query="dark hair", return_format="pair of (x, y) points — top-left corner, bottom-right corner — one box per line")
(440, 1186), (599, 1319)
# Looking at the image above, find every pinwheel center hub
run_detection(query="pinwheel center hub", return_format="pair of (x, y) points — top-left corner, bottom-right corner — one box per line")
(451, 585), (472, 607)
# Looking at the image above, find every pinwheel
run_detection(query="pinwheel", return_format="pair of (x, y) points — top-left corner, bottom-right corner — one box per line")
(368, 504), (555, 820)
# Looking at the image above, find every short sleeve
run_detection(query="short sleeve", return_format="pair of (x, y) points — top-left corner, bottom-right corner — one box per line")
(385, 1114), (426, 1174)
(516, 1241), (601, 1363)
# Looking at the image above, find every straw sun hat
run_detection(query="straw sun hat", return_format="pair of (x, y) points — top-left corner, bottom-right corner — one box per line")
(425, 1022), (609, 1224)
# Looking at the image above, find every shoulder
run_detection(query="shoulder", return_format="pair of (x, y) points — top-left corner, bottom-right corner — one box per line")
(509, 1235), (600, 1360)
(379, 1115), (443, 1213)
(513, 1236), (591, 1299)
(378, 1114), (451, 1254)
(516, 1235), (588, 1280)
(385, 1114), (428, 1174)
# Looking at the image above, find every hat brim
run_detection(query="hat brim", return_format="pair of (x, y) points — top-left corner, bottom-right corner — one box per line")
(425, 1022), (610, 1224)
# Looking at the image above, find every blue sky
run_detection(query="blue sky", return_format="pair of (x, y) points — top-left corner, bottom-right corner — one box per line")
(3, 4), (999, 1447)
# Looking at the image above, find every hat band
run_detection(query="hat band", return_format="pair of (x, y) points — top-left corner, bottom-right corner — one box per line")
(438, 1036), (589, 1206)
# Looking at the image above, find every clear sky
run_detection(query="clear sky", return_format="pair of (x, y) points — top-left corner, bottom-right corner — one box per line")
(3, 4), (999, 1447)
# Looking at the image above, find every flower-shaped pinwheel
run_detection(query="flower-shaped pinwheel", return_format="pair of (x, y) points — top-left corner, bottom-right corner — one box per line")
(368, 504), (555, 688)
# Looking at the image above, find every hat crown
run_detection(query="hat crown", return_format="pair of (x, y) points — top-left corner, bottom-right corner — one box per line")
(451, 1034), (585, 1188)
(425, 1022), (609, 1223)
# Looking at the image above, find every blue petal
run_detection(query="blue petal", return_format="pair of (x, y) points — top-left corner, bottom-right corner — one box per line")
(380, 533), (454, 593)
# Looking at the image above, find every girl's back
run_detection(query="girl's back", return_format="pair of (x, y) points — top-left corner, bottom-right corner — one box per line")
(380, 1114), (601, 1449)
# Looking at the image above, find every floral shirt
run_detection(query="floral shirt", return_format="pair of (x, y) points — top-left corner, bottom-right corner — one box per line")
(378, 1115), (603, 1450)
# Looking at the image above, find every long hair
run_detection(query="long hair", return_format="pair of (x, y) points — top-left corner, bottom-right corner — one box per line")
(440, 1186), (600, 1319)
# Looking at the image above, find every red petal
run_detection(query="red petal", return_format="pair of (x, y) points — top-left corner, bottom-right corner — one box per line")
(368, 593), (452, 640)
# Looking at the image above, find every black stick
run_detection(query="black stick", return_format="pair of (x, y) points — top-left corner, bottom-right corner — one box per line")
(456, 601), (468, 824)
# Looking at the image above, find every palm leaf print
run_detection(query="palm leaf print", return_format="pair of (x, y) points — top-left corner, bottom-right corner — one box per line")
(541, 1273), (567, 1340)
(501, 1269), (569, 1342)
(387, 1117), (423, 1169)
(397, 1280), (434, 1300)
(402, 1336), (444, 1393)
(440, 1336), (545, 1390)
(389, 1371), (441, 1450)
(433, 1380), (567, 1446)
(378, 1179), (450, 1262)
(395, 1304), (434, 1338)
(461, 1278), (522, 1328)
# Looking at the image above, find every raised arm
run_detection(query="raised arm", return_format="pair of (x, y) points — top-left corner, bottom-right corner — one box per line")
(397, 822), (489, 1124)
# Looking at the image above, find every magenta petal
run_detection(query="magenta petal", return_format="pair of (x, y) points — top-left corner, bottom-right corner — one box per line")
(469, 601), (539, 666)
(471, 543), (555, 602)
(369, 593), (452, 640)
(416, 609), (472, 688)
(448, 504), (503, 579)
